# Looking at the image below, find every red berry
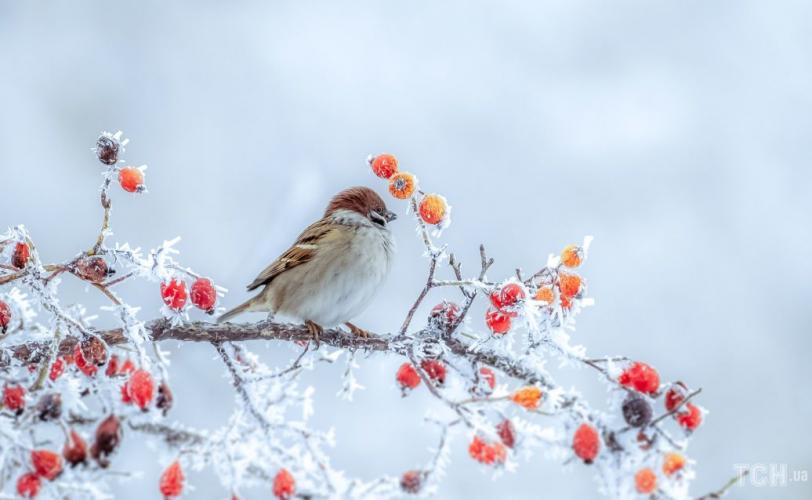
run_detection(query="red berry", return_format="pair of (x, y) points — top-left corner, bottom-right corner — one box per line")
(63, 430), (88, 467)
(161, 279), (188, 311)
(468, 436), (507, 465)
(159, 461), (184, 498)
(127, 369), (155, 410)
(74, 256), (110, 283)
(664, 382), (688, 412)
(3, 384), (25, 414)
(190, 278), (217, 313)
(0, 300), (11, 333)
(420, 359), (447, 385)
(73, 344), (98, 377)
(485, 308), (512, 335)
(120, 382), (132, 404)
(396, 363), (421, 391)
(498, 283), (526, 309)
(49, 357), (65, 381)
(118, 167), (145, 193)
(572, 423), (600, 464)
(428, 301), (460, 330)
(16, 472), (40, 498)
(12, 242), (30, 269)
(676, 403), (703, 431)
(497, 419), (516, 448)
(119, 358), (136, 375)
(478, 367), (496, 392)
(272, 468), (295, 499)
(370, 153), (398, 179)
(400, 470), (423, 494)
(31, 449), (62, 481)
(618, 362), (660, 395)
(105, 355), (120, 377)
(635, 467), (657, 494)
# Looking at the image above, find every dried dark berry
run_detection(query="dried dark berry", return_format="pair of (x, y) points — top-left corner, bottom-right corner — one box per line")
(91, 414), (121, 468)
(35, 393), (62, 421)
(96, 135), (119, 165)
(400, 470), (423, 494)
(622, 393), (652, 428)
(156, 381), (173, 416)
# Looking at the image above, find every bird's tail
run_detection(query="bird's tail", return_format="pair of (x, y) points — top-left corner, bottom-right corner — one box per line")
(217, 298), (256, 324)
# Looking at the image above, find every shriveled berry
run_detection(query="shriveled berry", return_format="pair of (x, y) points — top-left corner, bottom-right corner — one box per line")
(49, 357), (65, 381)
(161, 279), (188, 311)
(81, 336), (108, 367)
(91, 414), (121, 468)
(370, 153), (398, 179)
(428, 301), (460, 330)
(12, 242), (30, 269)
(74, 257), (110, 283)
(396, 363), (421, 392)
(635, 467), (657, 494)
(74, 346), (97, 377)
(664, 382), (688, 412)
(105, 355), (120, 377)
(190, 278), (217, 313)
(485, 308), (512, 335)
(96, 135), (120, 165)
(35, 393), (62, 422)
(558, 272), (582, 299)
(662, 452), (686, 476)
(159, 461), (185, 498)
(511, 386), (542, 410)
(118, 167), (145, 193)
(418, 194), (448, 225)
(0, 300), (11, 333)
(420, 359), (447, 385)
(534, 286), (554, 304)
(400, 470), (423, 494)
(676, 403), (703, 431)
(622, 393), (652, 428)
(560, 244), (583, 268)
(468, 436), (507, 465)
(388, 171), (417, 199)
(272, 468), (295, 499)
(16, 472), (40, 498)
(119, 358), (136, 375)
(497, 419), (516, 448)
(156, 381), (174, 416)
(3, 384), (25, 414)
(572, 423), (600, 464)
(31, 449), (63, 480)
(618, 362), (660, 395)
(120, 383), (132, 404)
(127, 369), (155, 411)
(479, 367), (496, 392)
(63, 430), (88, 467)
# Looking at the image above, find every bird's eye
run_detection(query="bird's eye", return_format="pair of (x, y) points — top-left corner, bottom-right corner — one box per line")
(369, 211), (386, 226)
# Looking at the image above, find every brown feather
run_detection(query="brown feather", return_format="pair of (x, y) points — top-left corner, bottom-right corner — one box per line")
(324, 187), (387, 218)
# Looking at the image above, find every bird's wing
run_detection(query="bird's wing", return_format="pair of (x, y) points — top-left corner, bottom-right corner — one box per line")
(246, 219), (335, 291)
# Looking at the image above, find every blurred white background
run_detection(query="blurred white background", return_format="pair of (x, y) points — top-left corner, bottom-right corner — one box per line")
(1, 1), (811, 498)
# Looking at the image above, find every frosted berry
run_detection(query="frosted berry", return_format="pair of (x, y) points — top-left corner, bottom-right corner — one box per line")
(676, 403), (703, 431)
(499, 283), (526, 309)
(485, 308), (512, 335)
(635, 467), (657, 494)
(400, 470), (423, 494)
(16, 472), (40, 498)
(80, 336), (108, 366)
(156, 381), (174, 416)
(572, 423), (600, 464)
(105, 355), (120, 377)
(662, 452), (686, 476)
(161, 279), (188, 311)
(190, 278), (217, 313)
(120, 383), (132, 404)
(420, 359), (447, 385)
(618, 362), (660, 395)
(497, 419), (516, 448)
(388, 171), (417, 199)
(479, 367), (496, 392)
(468, 436), (507, 466)
(664, 382), (688, 412)
(0, 300), (11, 333)
(91, 414), (122, 468)
(560, 244), (583, 268)
(128, 369), (155, 411)
(558, 272), (582, 299)
(12, 242), (30, 269)
(118, 167), (145, 193)
(273, 468), (295, 499)
(3, 384), (25, 414)
(534, 286), (554, 304)
(396, 363), (421, 392)
(49, 357), (65, 381)
(159, 461), (185, 498)
(370, 153), (398, 179)
(74, 344), (97, 377)
(74, 256), (110, 283)
(428, 301), (460, 330)
(35, 393), (62, 422)
(119, 358), (136, 375)
(511, 386), (542, 410)
(622, 393), (652, 428)
(31, 449), (62, 481)
(418, 194), (448, 225)
(63, 430), (88, 467)
(96, 135), (120, 165)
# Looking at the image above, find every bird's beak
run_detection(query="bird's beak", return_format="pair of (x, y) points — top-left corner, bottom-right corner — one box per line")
(385, 210), (397, 222)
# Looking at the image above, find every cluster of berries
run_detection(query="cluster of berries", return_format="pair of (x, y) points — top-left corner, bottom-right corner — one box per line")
(160, 277), (218, 314)
(369, 153), (450, 227)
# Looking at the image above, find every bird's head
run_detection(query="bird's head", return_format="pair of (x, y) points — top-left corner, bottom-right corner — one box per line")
(325, 187), (397, 228)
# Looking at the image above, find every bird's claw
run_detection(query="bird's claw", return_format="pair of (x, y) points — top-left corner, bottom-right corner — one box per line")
(305, 320), (323, 348)
(345, 322), (370, 338)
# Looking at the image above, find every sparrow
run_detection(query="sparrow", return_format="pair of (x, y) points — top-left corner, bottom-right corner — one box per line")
(217, 186), (397, 342)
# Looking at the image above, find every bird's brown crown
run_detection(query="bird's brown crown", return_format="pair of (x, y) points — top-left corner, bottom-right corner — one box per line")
(324, 186), (388, 218)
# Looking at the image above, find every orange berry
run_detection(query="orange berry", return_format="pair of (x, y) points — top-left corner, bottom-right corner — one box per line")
(370, 153), (398, 179)
(634, 467), (657, 494)
(534, 287), (554, 304)
(558, 273), (582, 299)
(561, 244), (583, 268)
(118, 167), (145, 193)
(418, 194), (448, 225)
(510, 386), (542, 410)
(388, 172), (417, 199)
(662, 452), (686, 476)
(468, 436), (507, 465)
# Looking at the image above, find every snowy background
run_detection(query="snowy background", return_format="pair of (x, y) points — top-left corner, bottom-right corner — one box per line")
(1, 1), (811, 498)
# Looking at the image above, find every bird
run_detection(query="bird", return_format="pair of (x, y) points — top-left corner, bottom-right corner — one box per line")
(217, 186), (397, 343)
